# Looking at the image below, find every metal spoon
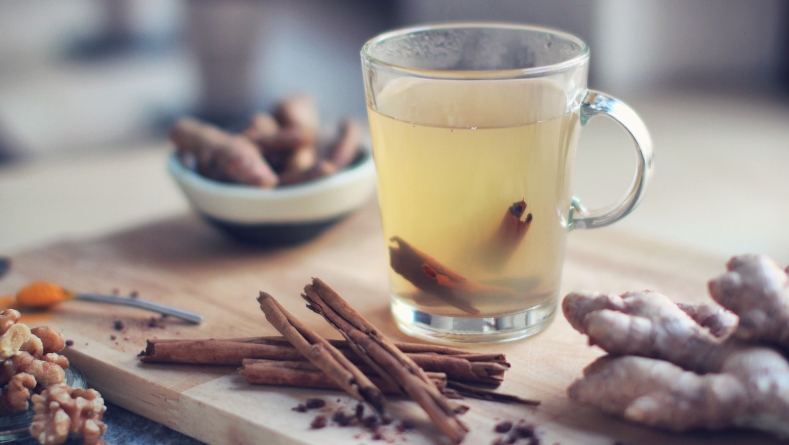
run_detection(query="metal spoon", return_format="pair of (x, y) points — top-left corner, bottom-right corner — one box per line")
(16, 281), (203, 325)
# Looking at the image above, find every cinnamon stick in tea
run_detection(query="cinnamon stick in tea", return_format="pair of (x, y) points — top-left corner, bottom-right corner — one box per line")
(390, 237), (519, 315)
(257, 292), (386, 414)
(389, 237), (479, 315)
(485, 200), (533, 269)
(496, 200), (532, 245)
(302, 278), (468, 444)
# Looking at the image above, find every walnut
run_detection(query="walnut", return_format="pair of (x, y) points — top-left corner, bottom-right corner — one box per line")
(0, 372), (36, 414)
(0, 309), (20, 335)
(41, 353), (70, 370)
(0, 318), (70, 416)
(1, 352), (65, 389)
(30, 384), (107, 445)
(0, 323), (41, 359)
(31, 327), (66, 355)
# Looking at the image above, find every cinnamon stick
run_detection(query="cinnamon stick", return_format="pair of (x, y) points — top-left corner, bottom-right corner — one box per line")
(257, 292), (386, 414)
(485, 200), (533, 269)
(389, 237), (479, 315)
(146, 335), (504, 357)
(496, 200), (532, 245)
(446, 381), (540, 406)
(302, 278), (468, 444)
(240, 359), (448, 395)
(251, 336), (502, 358)
(390, 237), (519, 315)
(140, 338), (306, 365)
(142, 338), (508, 386)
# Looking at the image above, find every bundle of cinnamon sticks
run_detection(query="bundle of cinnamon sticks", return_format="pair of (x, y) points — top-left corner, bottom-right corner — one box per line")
(142, 336), (509, 387)
(140, 278), (538, 444)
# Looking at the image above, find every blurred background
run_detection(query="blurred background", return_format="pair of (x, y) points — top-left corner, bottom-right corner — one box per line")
(1, 0), (788, 263)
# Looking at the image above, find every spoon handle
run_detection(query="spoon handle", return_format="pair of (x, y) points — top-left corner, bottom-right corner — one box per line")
(75, 294), (204, 325)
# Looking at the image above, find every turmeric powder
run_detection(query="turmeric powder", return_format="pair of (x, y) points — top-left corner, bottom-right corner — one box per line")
(16, 282), (74, 308)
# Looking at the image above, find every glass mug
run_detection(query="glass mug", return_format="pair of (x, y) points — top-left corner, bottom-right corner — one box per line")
(361, 23), (653, 342)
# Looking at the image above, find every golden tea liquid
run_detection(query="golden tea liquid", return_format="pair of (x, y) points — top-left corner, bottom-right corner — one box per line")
(369, 78), (580, 318)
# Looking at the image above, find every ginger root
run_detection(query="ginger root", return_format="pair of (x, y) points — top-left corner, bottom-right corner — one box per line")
(171, 118), (279, 188)
(563, 254), (789, 437)
(173, 94), (363, 188)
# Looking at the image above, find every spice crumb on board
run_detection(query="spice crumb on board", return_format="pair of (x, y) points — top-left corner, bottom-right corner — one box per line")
(291, 397), (421, 442)
(305, 398), (326, 409)
(147, 316), (166, 329)
(490, 419), (540, 445)
(113, 320), (125, 331)
(65, 339), (74, 347)
(310, 415), (327, 429)
(495, 421), (513, 433)
(516, 423), (535, 437)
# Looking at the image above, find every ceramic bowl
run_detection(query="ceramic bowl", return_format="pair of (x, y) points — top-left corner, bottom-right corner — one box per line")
(167, 150), (377, 245)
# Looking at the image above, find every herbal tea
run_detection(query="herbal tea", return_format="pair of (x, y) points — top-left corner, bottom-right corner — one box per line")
(369, 78), (580, 318)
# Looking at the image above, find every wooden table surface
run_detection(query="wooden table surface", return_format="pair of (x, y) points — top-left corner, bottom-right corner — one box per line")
(0, 200), (779, 445)
(1, 91), (787, 444)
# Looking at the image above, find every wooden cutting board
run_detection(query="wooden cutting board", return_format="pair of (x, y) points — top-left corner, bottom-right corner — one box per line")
(0, 201), (777, 445)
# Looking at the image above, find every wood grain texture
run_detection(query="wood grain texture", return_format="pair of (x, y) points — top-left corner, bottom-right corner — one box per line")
(0, 201), (778, 445)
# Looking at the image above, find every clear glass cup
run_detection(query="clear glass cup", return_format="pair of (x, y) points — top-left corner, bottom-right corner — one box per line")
(361, 23), (653, 343)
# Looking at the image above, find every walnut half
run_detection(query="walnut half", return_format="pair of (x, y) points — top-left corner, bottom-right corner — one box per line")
(30, 384), (107, 445)
(0, 372), (36, 414)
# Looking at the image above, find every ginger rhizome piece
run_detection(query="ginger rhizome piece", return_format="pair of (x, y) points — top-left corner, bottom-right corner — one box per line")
(563, 254), (789, 437)
(173, 94), (362, 188)
(30, 384), (107, 445)
(171, 118), (279, 188)
(708, 254), (789, 345)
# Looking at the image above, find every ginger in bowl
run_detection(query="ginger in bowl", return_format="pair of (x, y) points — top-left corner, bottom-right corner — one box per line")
(168, 95), (376, 246)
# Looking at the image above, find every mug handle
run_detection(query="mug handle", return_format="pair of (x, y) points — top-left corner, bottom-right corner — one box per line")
(569, 90), (654, 231)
